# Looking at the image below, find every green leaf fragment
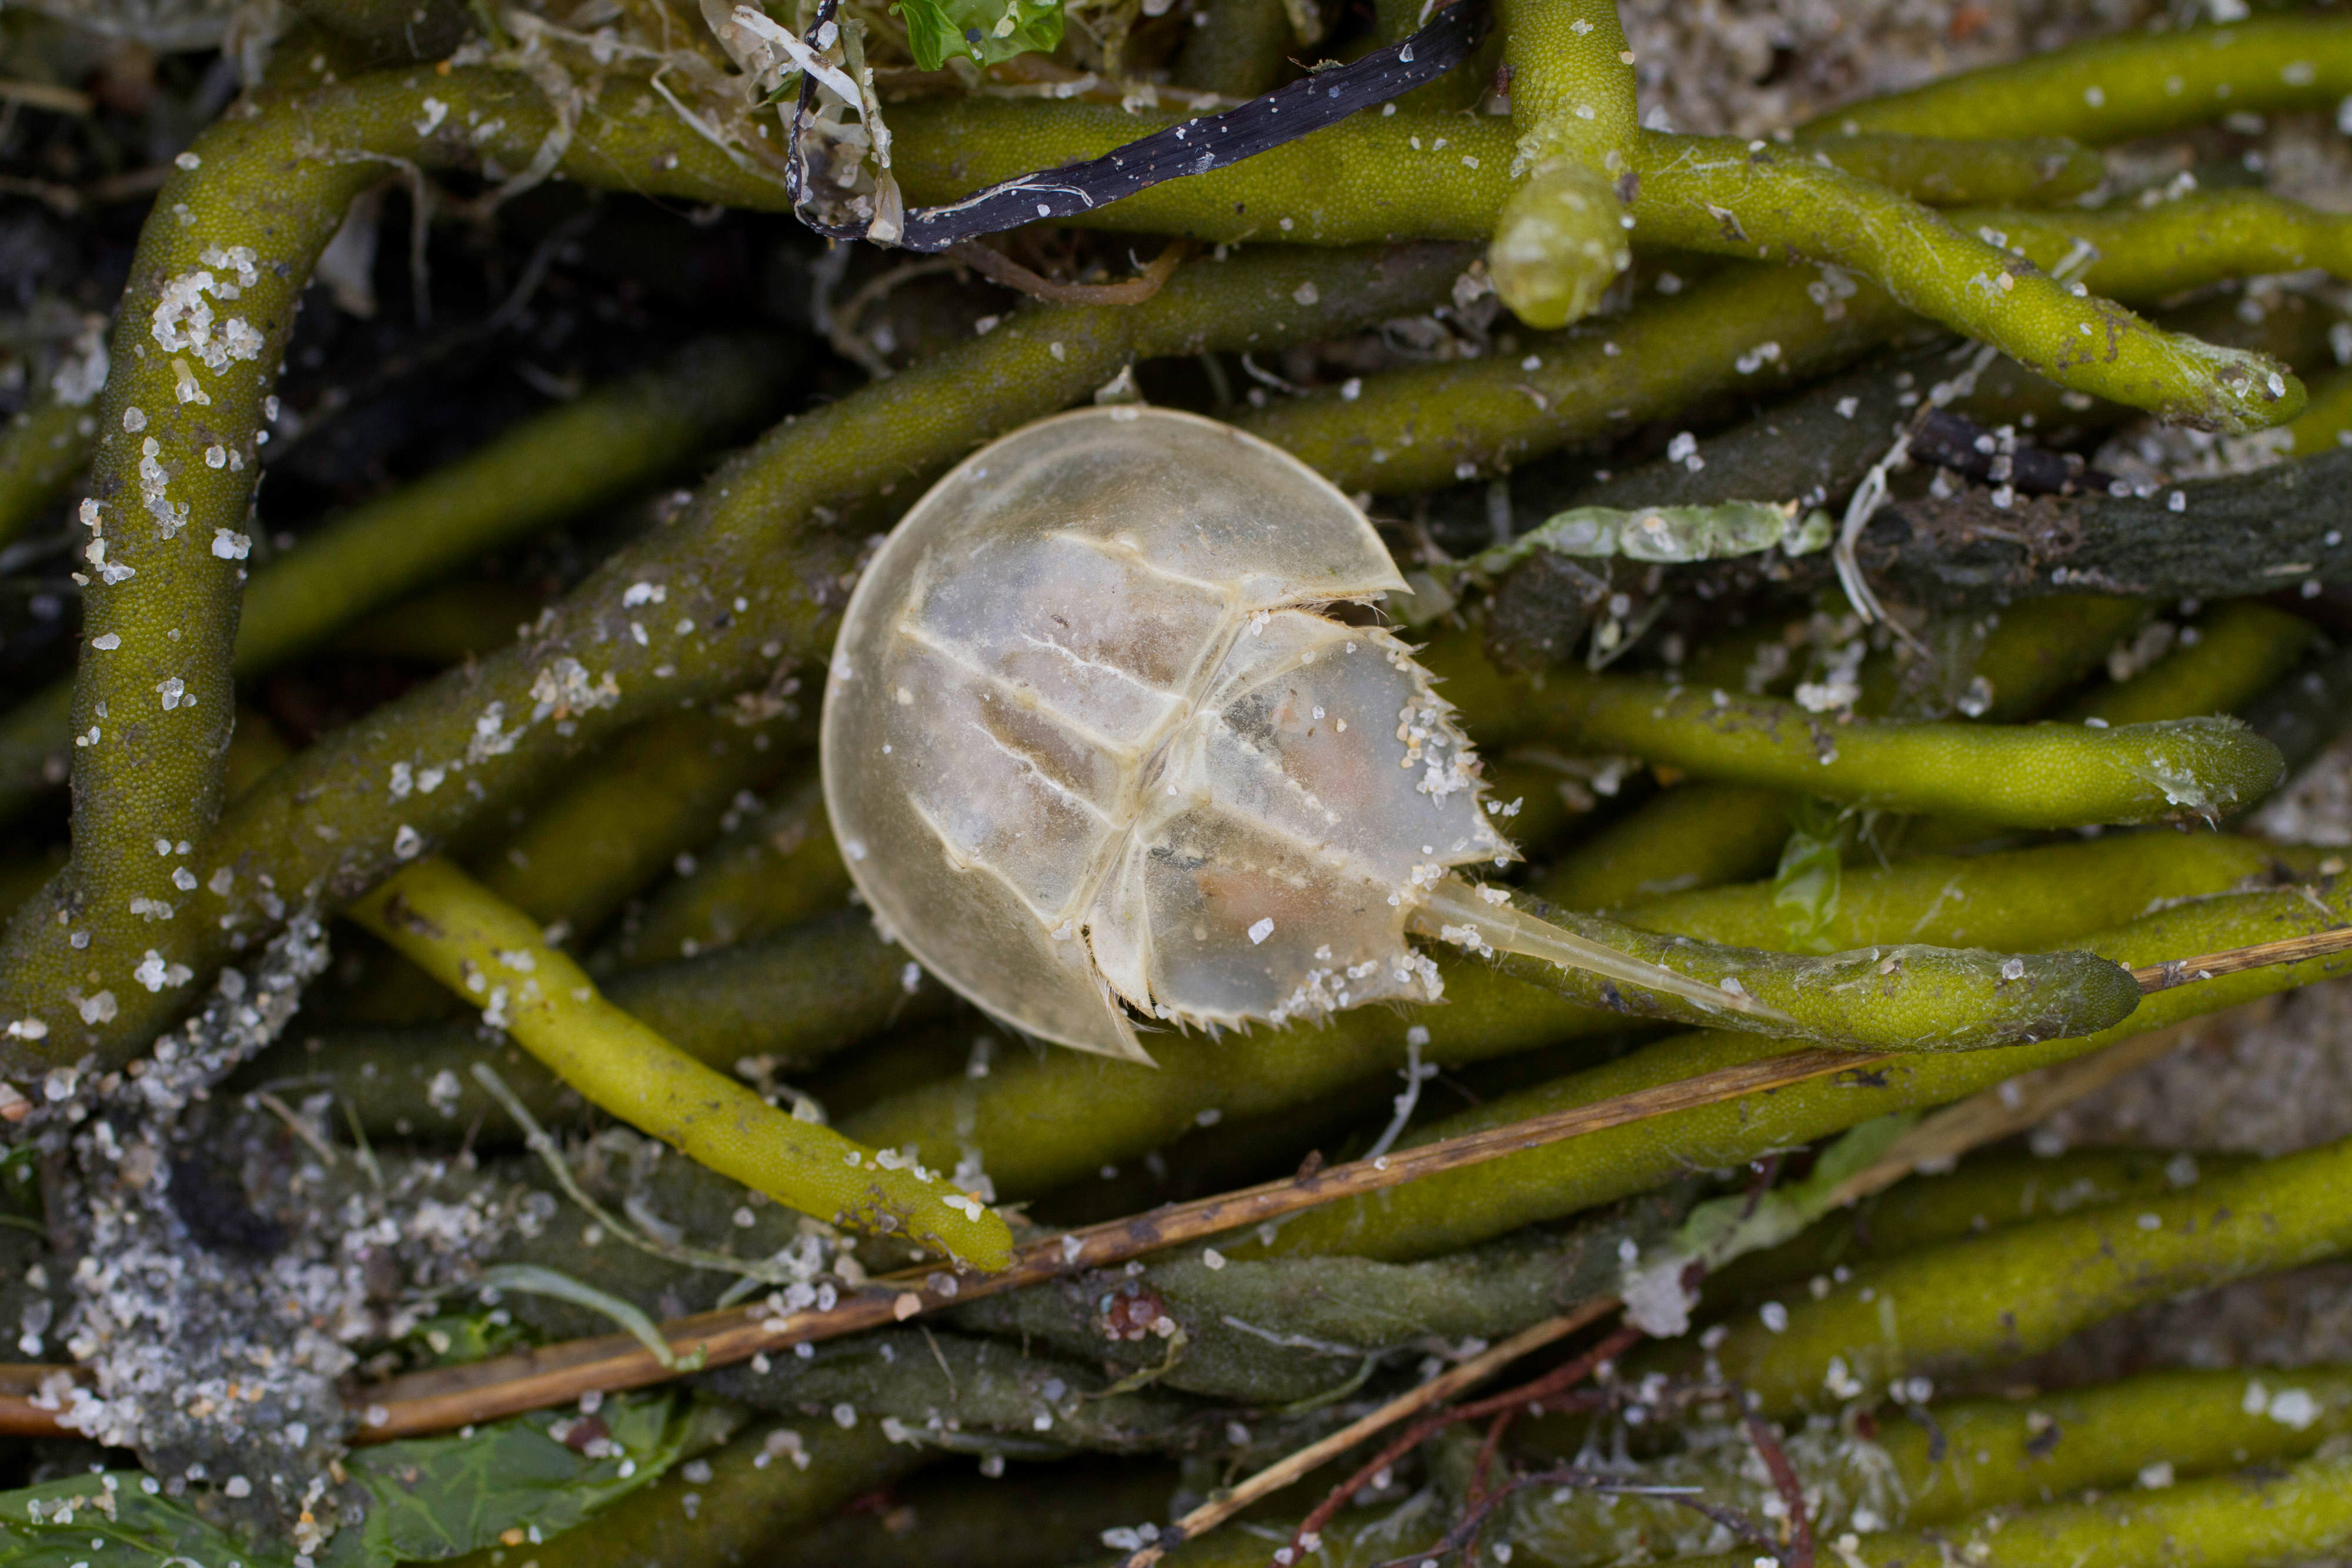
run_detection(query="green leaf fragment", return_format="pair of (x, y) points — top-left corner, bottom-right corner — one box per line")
(0, 1395), (693, 1568)
(1770, 805), (1848, 954)
(1473, 500), (1833, 571)
(1398, 500), (1833, 625)
(404, 1310), (532, 1369)
(892, 0), (1064, 72)
(0, 1476), (263, 1568)
(1619, 1113), (1922, 1336)
(329, 1392), (690, 1566)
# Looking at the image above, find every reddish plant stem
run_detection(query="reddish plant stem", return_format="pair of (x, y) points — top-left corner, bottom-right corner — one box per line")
(1289, 1323), (1647, 1559)
(1744, 1408), (1818, 1568)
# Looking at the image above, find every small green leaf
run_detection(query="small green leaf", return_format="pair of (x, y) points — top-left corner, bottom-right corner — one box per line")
(0, 1473), (280, 1568)
(893, 0), (1065, 72)
(1619, 1112), (1923, 1332)
(1396, 500), (1832, 627)
(0, 1396), (700, 1567)
(402, 1308), (533, 1369)
(1470, 501), (1832, 573)
(470, 1263), (680, 1368)
(1770, 802), (1848, 954)
(332, 1392), (689, 1564)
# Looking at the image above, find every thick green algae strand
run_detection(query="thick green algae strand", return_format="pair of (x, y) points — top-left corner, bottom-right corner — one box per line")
(1692, 1125), (2352, 1416)
(1515, 593), (2159, 912)
(1621, 153), (2298, 433)
(1485, 0), (2301, 426)
(1703, 1144), (2258, 1308)
(842, 834), (2288, 1202)
(1474, 891), (2141, 1053)
(1254, 879), (2352, 1263)
(1518, 595), (2161, 912)
(1498, 1365), (2352, 1564)
(1815, 14), (2352, 145)
(0, 399), (94, 551)
(1677, 1449), (2352, 1568)
(840, 954), (1602, 1201)
(1515, 667), (2283, 827)
(1618, 832), (2297, 955)
(606, 775), (851, 968)
(2063, 600), (2316, 729)
(238, 907), (951, 1141)
(2287, 365), (2352, 456)
(1534, 781), (1792, 911)
(0, 337), (787, 820)
(475, 708), (799, 944)
(1241, 193), (2337, 493)
(1963, 596), (2156, 724)
(354, 858), (1012, 1264)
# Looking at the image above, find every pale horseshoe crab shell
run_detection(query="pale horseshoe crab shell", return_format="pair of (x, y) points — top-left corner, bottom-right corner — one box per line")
(819, 406), (1514, 1062)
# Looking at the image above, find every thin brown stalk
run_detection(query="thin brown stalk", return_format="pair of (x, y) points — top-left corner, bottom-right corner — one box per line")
(825, 255), (969, 376)
(1464, 1407), (1516, 1567)
(0, 1364), (85, 1439)
(7, 924), (2338, 1447)
(0, 1398), (60, 1436)
(1378, 1463), (1766, 1568)
(1124, 1303), (1621, 1568)
(945, 238), (1188, 305)
(1449, 1323), (1648, 1427)
(0, 79), (92, 115)
(1818, 928), (2352, 1209)
(348, 1046), (1867, 1440)
(1468, 1408), (1514, 1506)
(1282, 1321), (1645, 1566)
(1820, 1017), (2210, 1209)
(2127, 924), (2352, 991)
(1743, 1408), (1816, 1568)
(0, 1047), (1856, 1444)
(1820, 948), (2341, 1211)
(335, 924), (2352, 1439)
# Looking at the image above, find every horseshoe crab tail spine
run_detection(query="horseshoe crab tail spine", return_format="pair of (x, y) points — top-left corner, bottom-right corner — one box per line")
(1408, 875), (1796, 1026)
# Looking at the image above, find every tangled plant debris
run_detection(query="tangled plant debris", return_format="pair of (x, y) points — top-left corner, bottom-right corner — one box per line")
(0, 0), (2349, 1563)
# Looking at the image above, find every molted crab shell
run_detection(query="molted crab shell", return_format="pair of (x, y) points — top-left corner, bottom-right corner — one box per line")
(820, 406), (1512, 1061)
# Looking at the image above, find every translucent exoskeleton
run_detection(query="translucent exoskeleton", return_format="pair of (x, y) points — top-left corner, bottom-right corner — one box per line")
(821, 407), (1779, 1061)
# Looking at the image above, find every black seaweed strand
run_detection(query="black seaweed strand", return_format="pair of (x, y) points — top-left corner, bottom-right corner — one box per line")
(794, 0), (1489, 250)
